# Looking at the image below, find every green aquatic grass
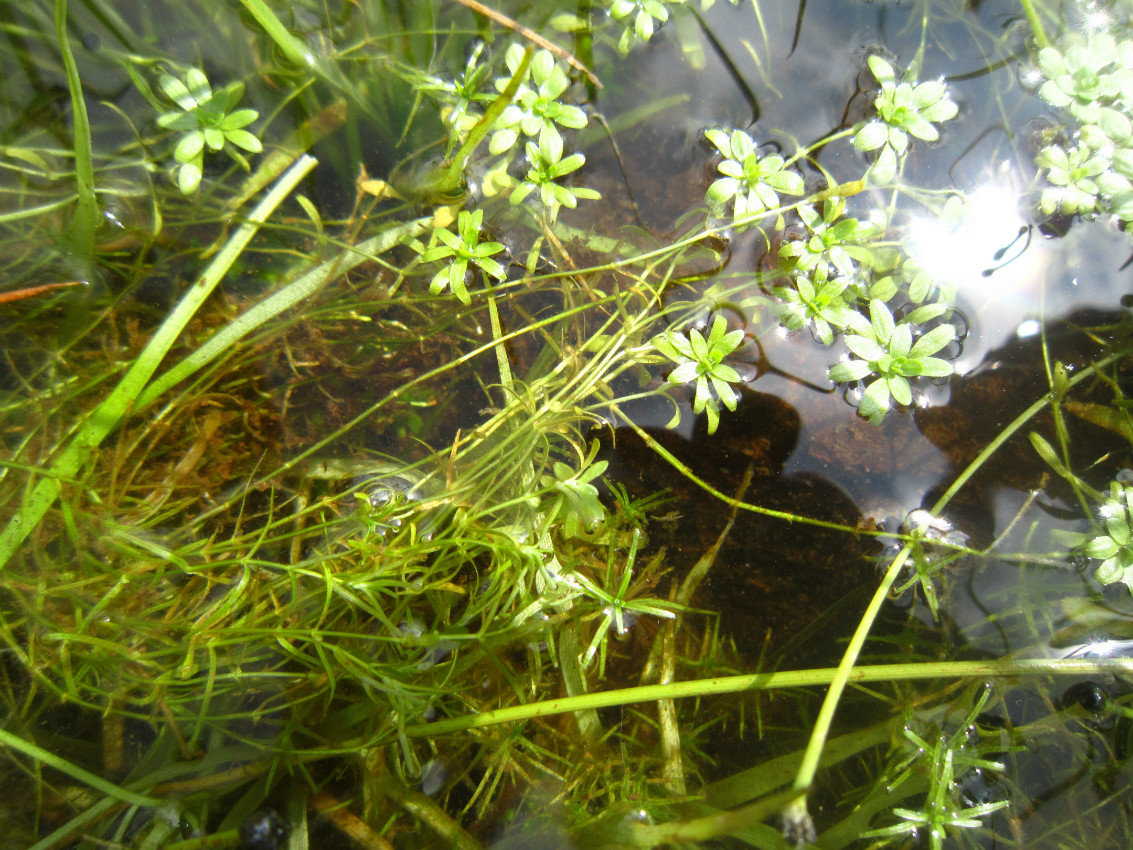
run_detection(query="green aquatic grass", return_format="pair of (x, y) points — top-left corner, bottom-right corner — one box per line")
(0, 154), (316, 571)
(236, 0), (317, 68)
(3, 0), (1133, 848)
(54, 0), (98, 265)
(0, 726), (160, 809)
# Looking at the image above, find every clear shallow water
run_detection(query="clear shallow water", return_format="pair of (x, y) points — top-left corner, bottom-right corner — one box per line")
(487, 2), (1133, 843)
(2, 1), (1133, 848)
(595, 0), (1132, 539)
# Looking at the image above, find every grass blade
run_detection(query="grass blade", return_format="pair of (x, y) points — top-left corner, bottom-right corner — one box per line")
(55, 0), (98, 265)
(135, 215), (430, 411)
(0, 726), (160, 809)
(0, 155), (317, 572)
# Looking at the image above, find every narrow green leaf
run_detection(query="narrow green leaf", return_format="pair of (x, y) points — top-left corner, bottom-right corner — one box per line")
(0, 155), (318, 571)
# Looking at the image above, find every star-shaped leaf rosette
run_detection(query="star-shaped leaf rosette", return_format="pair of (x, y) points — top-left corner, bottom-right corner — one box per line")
(828, 300), (955, 424)
(416, 208), (507, 305)
(1058, 480), (1133, 594)
(606, 0), (685, 55)
(488, 45), (589, 156)
(652, 315), (745, 435)
(156, 67), (262, 195)
(853, 55), (958, 185)
(704, 128), (804, 230)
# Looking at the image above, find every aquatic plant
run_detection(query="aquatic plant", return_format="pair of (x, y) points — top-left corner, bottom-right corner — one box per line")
(704, 127), (804, 228)
(778, 198), (882, 279)
(540, 445), (610, 539)
(884, 255), (943, 305)
(1068, 479), (1133, 591)
(3, 1), (1133, 848)
(489, 45), (589, 155)
(1037, 31), (1133, 125)
(853, 55), (959, 184)
(652, 314), (746, 434)
(862, 687), (1010, 850)
(892, 509), (970, 619)
(571, 528), (677, 670)
(155, 67), (262, 194)
(828, 299), (955, 424)
(773, 265), (854, 345)
(416, 208), (507, 303)
(1031, 23), (1133, 225)
(606, 0), (684, 53)
(413, 41), (494, 145)
(508, 131), (601, 221)
(1035, 141), (1110, 215)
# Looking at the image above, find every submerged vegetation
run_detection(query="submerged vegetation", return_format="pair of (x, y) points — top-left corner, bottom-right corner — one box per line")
(3, 0), (1133, 847)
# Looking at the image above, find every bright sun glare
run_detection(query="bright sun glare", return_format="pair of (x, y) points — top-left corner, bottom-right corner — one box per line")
(905, 181), (1039, 297)
(903, 175), (1051, 354)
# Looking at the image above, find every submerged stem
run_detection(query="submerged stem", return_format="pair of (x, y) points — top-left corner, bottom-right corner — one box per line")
(1018, 0), (1050, 49)
(786, 347), (1127, 827)
(236, 0), (316, 67)
(0, 726), (161, 809)
(397, 657), (1133, 741)
(0, 155), (317, 572)
(55, 0), (98, 267)
(393, 46), (534, 205)
(486, 289), (515, 396)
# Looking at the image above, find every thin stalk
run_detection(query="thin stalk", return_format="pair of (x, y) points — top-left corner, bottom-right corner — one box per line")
(655, 464), (752, 794)
(237, 294), (610, 497)
(451, 0), (601, 88)
(235, 0), (316, 67)
(55, 0), (98, 265)
(934, 348), (1120, 510)
(377, 776), (481, 850)
(392, 47), (533, 203)
(135, 215), (431, 411)
(1019, 0), (1050, 49)
(784, 347), (1127, 827)
(27, 796), (120, 850)
(485, 290), (515, 396)
(0, 726), (160, 809)
(0, 155), (317, 572)
(163, 830), (239, 850)
(559, 626), (603, 744)
(632, 788), (801, 848)
(445, 46), (533, 190)
(780, 543), (913, 829)
(612, 408), (870, 537)
(396, 657), (1133, 742)
(0, 196), (75, 224)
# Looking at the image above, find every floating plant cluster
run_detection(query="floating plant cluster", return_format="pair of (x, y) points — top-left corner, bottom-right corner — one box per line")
(663, 52), (961, 427)
(1025, 21), (1133, 597)
(604, 0), (741, 55)
(651, 314), (745, 434)
(426, 42), (600, 222)
(853, 55), (960, 185)
(1033, 30), (1133, 220)
(1079, 479), (1133, 588)
(388, 11), (965, 430)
